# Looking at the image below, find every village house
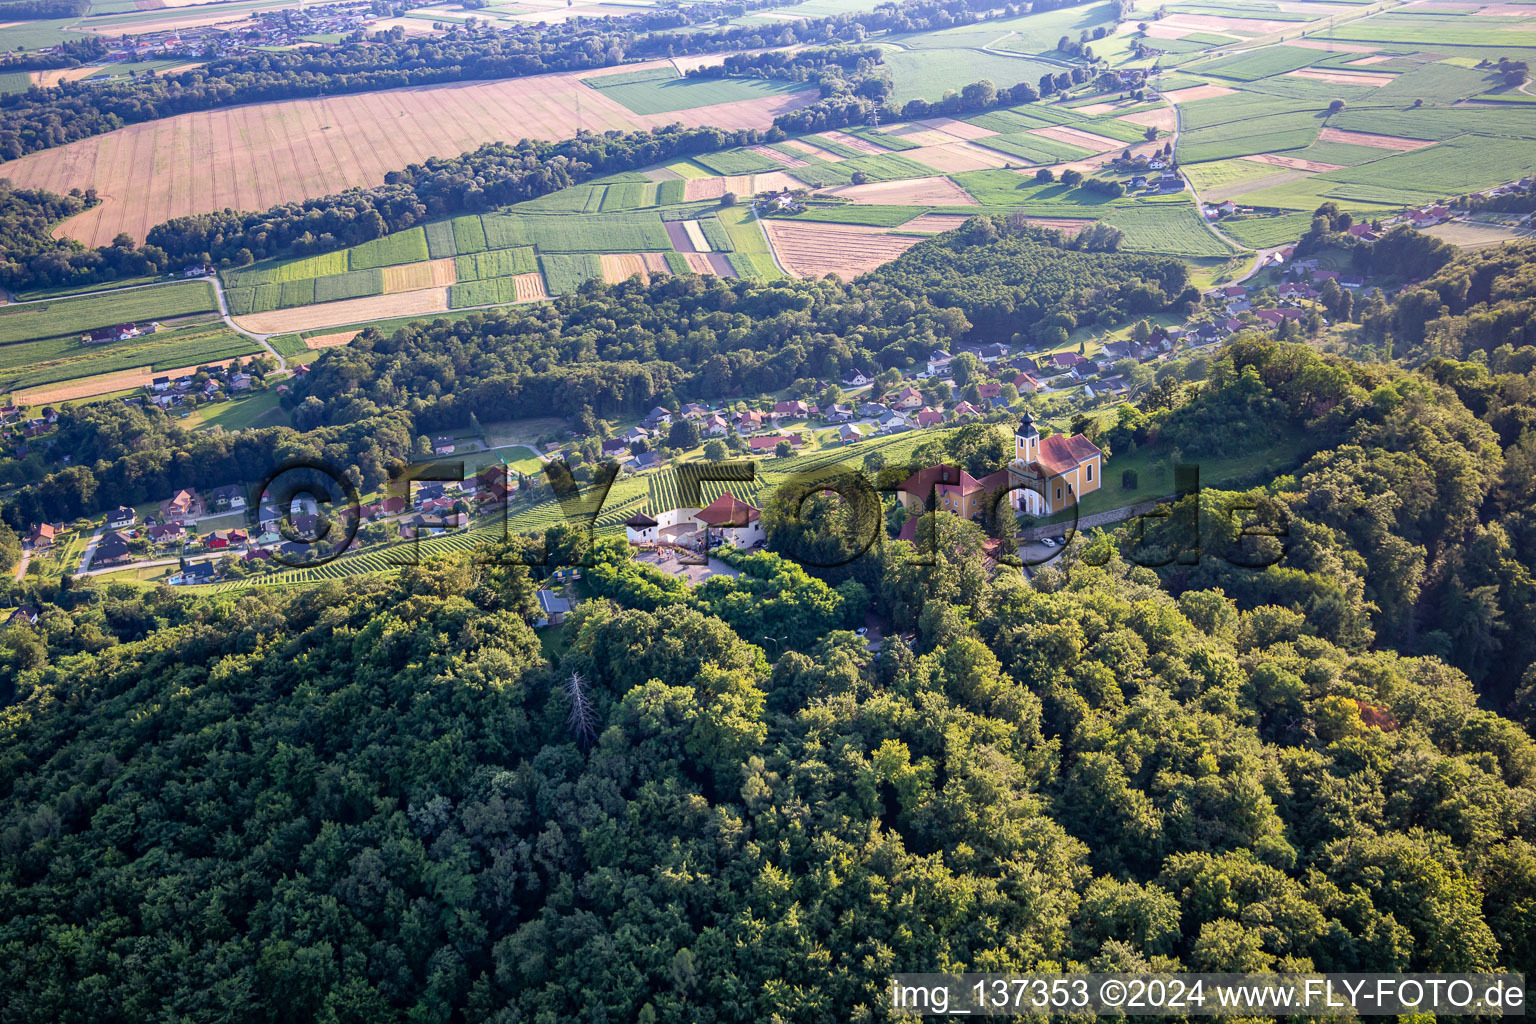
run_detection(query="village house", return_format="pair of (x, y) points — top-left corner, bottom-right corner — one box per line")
(1007, 413), (1104, 516)
(94, 531), (132, 566)
(535, 590), (573, 628)
(771, 400), (810, 421)
(207, 529), (249, 550)
(149, 522), (186, 544)
(701, 413), (729, 436)
(432, 437), (455, 456)
(926, 349), (954, 377)
(891, 387), (923, 411)
(28, 523), (58, 549)
(163, 488), (202, 520)
(205, 484), (246, 512)
(915, 408), (946, 429)
(6, 607), (40, 628)
(106, 505), (137, 529)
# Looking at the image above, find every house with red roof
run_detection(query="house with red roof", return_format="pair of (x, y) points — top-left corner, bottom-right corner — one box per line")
(694, 491), (764, 548)
(915, 407), (946, 428)
(895, 464), (1011, 523)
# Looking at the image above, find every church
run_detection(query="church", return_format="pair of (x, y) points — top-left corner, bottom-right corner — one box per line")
(1006, 412), (1104, 516)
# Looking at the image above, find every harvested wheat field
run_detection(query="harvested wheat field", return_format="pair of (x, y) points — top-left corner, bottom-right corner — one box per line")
(305, 331), (360, 349)
(1162, 84), (1239, 104)
(817, 129), (890, 155)
(1013, 217), (1092, 235)
(762, 221), (923, 280)
(1317, 127), (1434, 151)
(510, 273), (551, 302)
(779, 137), (846, 161)
(383, 257), (457, 292)
(31, 66), (102, 87)
(682, 221), (711, 252)
(908, 142), (1015, 173)
(1287, 68), (1397, 86)
(681, 252), (737, 277)
(1246, 152), (1345, 172)
(875, 126), (964, 147)
(683, 172), (797, 200)
(1029, 125), (1125, 153)
(15, 360), (223, 405)
(1073, 101), (1125, 116)
(750, 144), (808, 168)
(599, 252), (670, 284)
(1157, 13), (1297, 34)
(827, 175), (979, 206)
(233, 288), (449, 334)
(915, 117), (998, 141)
(1118, 106), (1177, 131)
(898, 213), (973, 233)
(1, 62), (816, 246)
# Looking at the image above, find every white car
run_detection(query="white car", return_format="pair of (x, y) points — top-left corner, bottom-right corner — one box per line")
(1040, 537), (1058, 548)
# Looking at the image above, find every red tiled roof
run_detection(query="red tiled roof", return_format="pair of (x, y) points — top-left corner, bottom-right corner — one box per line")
(1036, 434), (1102, 476)
(696, 492), (760, 527)
(898, 464), (991, 500)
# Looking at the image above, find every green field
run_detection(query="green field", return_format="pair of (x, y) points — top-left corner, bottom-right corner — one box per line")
(348, 227), (430, 270)
(224, 250), (348, 288)
(846, 127), (921, 151)
(425, 220), (458, 259)
(477, 211), (672, 252)
(451, 215), (489, 254)
(538, 254), (605, 294)
(454, 247), (538, 281)
(693, 148), (785, 175)
(1320, 10), (1536, 46)
(1102, 204), (1235, 257)
(1219, 212), (1318, 248)
(786, 152), (936, 187)
(1183, 157), (1292, 192)
(0, 281), (218, 346)
(972, 132), (1094, 164)
(449, 276), (541, 308)
(0, 322), (262, 392)
(1196, 46), (1325, 82)
(717, 206), (784, 280)
(0, 71), (32, 95)
(882, 47), (1061, 104)
(579, 71), (808, 116)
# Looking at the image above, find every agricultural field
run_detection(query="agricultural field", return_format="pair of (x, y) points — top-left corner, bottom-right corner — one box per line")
(5, 323), (263, 404)
(578, 66), (809, 115)
(0, 59), (815, 246)
(0, 281), (217, 346)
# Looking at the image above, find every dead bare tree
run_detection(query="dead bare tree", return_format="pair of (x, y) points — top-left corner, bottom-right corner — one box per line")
(565, 671), (597, 750)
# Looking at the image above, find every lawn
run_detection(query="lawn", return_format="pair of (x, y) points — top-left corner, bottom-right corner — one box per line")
(0, 281), (218, 346)
(188, 390), (292, 432)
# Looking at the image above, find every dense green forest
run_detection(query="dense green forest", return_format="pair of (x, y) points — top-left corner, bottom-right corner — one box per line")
(0, 482), (1531, 1020)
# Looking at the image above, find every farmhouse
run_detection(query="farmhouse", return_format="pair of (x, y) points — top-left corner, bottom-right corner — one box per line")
(1006, 413), (1104, 516)
(535, 590), (573, 628)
